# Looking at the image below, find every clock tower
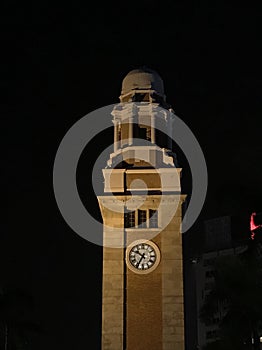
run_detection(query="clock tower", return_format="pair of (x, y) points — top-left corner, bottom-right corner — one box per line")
(98, 68), (186, 350)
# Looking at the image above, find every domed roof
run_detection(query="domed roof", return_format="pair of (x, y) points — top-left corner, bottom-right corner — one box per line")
(121, 67), (165, 97)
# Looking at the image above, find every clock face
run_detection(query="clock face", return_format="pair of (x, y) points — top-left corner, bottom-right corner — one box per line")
(126, 240), (160, 274)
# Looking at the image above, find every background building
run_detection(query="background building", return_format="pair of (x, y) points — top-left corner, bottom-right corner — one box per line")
(184, 215), (249, 349)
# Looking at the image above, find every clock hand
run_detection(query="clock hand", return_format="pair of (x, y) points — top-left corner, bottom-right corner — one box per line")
(136, 251), (144, 257)
(137, 253), (145, 266)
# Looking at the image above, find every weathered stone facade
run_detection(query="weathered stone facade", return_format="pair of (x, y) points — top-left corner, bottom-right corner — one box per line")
(98, 67), (186, 350)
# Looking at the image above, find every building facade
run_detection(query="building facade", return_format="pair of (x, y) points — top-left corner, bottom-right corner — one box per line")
(186, 216), (248, 349)
(97, 68), (186, 350)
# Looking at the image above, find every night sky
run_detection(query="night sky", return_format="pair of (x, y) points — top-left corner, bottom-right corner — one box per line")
(5, 2), (262, 349)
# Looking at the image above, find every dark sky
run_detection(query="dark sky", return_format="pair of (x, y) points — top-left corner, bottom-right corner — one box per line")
(4, 2), (262, 349)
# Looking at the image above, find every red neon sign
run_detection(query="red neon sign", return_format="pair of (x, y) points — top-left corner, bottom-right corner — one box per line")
(250, 212), (262, 240)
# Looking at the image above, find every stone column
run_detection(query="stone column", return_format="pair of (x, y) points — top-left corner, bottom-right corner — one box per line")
(113, 120), (118, 152)
(168, 112), (172, 150)
(151, 113), (155, 144)
(128, 115), (133, 145)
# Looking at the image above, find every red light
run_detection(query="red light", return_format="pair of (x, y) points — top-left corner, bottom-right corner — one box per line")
(250, 212), (262, 240)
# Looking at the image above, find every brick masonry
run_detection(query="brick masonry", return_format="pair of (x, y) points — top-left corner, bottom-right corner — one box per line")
(98, 195), (185, 350)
